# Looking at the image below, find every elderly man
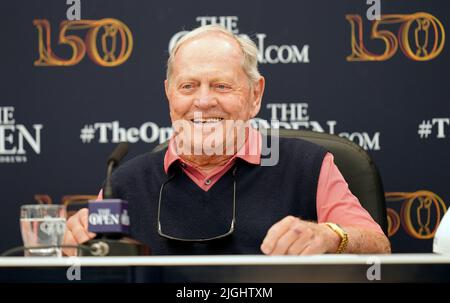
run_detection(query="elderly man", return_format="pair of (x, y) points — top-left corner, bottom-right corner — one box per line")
(64, 25), (390, 255)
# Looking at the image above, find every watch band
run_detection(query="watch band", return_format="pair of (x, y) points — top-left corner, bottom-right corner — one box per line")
(324, 222), (348, 254)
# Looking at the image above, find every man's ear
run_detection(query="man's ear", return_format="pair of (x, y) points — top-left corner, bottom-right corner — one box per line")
(164, 79), (170, 102)
(250, 76), (265, 118)
(164, 79), (176, 122)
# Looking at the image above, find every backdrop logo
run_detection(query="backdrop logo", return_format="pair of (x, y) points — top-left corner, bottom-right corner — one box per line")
(169, 16), (309, 64)
(251, 102), (381, 150)
(0, 106), (43, 164)
(386, 191), (448, 239)
(33, 18), (133, 67)
(80, 121), (172, 144)
(346, 13), (445, 61)
(418, 118), (449, 139)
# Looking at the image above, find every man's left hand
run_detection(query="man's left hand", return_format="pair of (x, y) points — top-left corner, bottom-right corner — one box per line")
(260, 216), (340, 255)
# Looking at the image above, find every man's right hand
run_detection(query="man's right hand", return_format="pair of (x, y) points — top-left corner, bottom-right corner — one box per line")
(63, 208), (96, 256)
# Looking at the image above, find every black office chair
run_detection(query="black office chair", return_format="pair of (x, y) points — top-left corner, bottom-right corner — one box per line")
(277, 129), (387, 234)
(152, 129), (388, 234)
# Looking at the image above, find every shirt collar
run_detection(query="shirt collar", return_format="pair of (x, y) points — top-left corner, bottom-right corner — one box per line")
(164, 126), (262, 174)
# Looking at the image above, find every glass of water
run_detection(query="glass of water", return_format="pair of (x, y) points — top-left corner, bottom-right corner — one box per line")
(20, 204), (67, 257)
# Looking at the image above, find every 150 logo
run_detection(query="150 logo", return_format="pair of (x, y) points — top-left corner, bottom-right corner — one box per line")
(346, 13), (445, 61)
(33, 18), (133, 67)
(386, 191), (447, 239)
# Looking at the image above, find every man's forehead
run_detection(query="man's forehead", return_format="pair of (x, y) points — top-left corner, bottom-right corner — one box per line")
(172, 67), (238, 82)
(174, 32), (243, 62)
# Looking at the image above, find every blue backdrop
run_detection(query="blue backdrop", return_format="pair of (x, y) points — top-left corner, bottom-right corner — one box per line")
(0, 0), (449, 253)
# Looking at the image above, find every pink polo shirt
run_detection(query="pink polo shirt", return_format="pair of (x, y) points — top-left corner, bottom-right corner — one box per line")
(164, 128), (383, 233)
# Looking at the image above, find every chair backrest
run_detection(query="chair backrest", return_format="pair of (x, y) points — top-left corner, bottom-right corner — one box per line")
(277, 129), (387, 234)
(152, 129), (388, 234)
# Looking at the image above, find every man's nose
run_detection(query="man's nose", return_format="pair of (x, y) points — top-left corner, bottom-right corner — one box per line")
(194, 86), (217, 108)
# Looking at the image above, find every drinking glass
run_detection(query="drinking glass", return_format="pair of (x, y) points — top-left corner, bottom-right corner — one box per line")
(20, 204), (67, 257)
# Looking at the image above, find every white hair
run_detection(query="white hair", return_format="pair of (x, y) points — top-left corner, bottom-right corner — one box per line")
(166, 25), (261, 84)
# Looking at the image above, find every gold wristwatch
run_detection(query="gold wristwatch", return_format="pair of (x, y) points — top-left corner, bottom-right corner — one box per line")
(324, 222), (348, 254)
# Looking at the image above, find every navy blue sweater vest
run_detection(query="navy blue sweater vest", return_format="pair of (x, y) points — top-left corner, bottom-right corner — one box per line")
(110, 136), (326, 255)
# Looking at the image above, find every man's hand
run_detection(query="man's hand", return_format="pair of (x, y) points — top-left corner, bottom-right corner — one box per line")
(260, 216), (340, 255)
(63, 208), (96, 256)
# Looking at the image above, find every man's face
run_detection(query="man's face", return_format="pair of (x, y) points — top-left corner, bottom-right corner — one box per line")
(165, 33), (264, 156)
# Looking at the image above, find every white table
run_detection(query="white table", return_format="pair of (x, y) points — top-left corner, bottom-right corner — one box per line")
(1, 254), (449, 282)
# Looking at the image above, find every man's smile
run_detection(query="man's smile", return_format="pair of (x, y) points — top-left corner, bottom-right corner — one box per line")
(190, 117), (225, 124)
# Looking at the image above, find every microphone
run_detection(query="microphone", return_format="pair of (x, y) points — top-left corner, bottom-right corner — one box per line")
(104, 142), (128, 199)
(82, 143), (150, 256)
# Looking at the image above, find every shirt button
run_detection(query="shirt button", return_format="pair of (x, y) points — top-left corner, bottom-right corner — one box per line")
(205, 179), (212, 185)
(180, 163), (186, 168)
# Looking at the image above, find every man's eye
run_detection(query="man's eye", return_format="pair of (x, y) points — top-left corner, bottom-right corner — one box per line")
(181, 84), (194, 90)
(215, 84), (231, 90)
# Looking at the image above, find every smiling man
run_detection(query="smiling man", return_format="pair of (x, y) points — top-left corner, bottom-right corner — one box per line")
(63, 25), (391, 255)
